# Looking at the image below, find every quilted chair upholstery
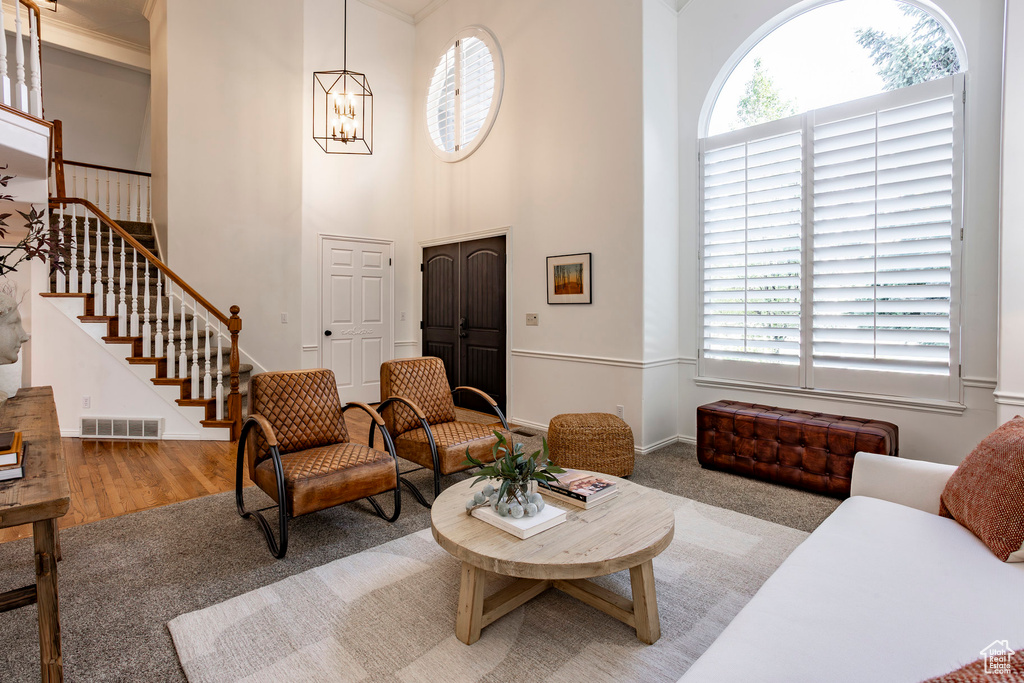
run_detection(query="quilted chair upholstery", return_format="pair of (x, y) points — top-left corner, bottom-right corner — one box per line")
(379, 357), (511, 506)
(236, 369), (401, 558)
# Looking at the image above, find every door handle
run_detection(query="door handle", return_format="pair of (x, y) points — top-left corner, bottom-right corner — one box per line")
(324, 330), (332, 337)
(458, 317), (468, 338)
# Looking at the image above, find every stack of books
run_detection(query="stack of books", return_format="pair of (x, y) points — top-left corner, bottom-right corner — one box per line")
(0, 430), (24, 482)
(542, 469), (618, 509)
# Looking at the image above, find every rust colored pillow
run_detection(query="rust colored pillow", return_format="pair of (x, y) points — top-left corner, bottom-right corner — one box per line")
(921, 644), (1024, 681)
(940, 416), (1024, 562)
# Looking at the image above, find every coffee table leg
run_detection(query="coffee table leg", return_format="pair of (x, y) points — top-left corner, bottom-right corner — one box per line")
(33, 519), (63, 682)
(455, 562), (485, 645)
(629, 559), (660, 644)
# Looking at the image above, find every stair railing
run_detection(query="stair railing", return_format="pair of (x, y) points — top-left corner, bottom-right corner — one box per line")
(48, 197), (243, 438)
(51, 160), (152, 224)
(0, 0), (43, 118)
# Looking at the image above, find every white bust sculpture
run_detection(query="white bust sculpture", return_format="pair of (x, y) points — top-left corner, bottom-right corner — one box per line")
(0, 291), (30, 404)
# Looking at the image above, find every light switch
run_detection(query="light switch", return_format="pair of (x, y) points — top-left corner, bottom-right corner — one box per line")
(526, 313), (539, 326)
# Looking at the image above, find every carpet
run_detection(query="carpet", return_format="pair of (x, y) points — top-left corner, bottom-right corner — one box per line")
(0, 443), (835, 681)
(168, 491), (807, 683)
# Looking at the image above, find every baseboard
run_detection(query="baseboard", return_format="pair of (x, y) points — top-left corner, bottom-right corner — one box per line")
(511, 419), (694, 456)
(509, 417), (548, 433)
(63, 429), (207, 441)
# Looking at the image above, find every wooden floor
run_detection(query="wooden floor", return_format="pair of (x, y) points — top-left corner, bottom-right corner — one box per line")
(0, 409), (382, 545)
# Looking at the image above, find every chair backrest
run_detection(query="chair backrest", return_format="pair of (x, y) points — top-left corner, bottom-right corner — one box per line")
(246, 369), (349, 475)
(379, 357), (457, 436)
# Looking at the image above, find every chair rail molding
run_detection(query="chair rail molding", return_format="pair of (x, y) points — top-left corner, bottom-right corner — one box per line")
(511, 349), (696, 370)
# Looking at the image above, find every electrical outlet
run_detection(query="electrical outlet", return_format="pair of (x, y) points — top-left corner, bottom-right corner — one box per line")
(82, 396), (91, 409)
(400, 311), (407, 321)
(526, 313), (539, 326)
(280, 312), (288, 324)
(616, 405), (624, 419)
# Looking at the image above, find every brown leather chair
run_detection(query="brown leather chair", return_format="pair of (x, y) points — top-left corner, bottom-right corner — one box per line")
(377, 357), (510, 506)
(235, 369), (401, 558)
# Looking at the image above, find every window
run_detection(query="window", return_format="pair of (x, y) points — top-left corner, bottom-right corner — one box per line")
(699, 1), (965, 402)
(425, 27), (503, 162)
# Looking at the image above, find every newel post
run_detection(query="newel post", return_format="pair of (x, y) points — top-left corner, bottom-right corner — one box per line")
(52, 119), (65, 199)
(228, 305), (242, 440)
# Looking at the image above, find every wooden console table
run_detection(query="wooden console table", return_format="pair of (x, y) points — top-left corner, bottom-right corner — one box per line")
(0, 387), (69, 682)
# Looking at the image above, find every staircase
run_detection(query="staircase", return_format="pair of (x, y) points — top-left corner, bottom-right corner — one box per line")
(40, 198), (247, 440)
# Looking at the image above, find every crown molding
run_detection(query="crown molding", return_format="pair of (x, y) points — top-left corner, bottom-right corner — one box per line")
(142, 0), (160, 21)
(357, 0), (414, 25)
(5, 6), (151, 72)
(413, 0), (448, 24)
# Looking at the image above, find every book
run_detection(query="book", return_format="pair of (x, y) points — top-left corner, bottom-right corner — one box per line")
(470, 501), (568, 539)
(0, 432), (23, 467)
(0, 442), (24, 481)
(541, 486), (618, 509)
(0, 431), (15, 451)
(546, 469), (617, 502)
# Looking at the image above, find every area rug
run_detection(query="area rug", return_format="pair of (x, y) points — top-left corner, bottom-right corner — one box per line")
(168, 492), (807, 682)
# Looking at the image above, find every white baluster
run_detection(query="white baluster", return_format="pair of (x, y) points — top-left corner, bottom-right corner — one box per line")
(191, 298), (200, 399)
(95, 175), (100, 210)
(68, 205), (78, 293)
(117, 236), (127, 336)
(106, 225), (115, 316)
(28, 9), (40, 118)
(13, 4), (26, 112)
(82, 210), (91, 295)
(55, 208), (65, 293)
(154, 270), (163, 361)
(126, 175), (132, 222)
(179, 295), (188, 381)
(0, 3), (10, 107)
(203, 311), (212, 399)
(215, 322), (224, 420)
(117, 174), (122, 221)
(93, 217), (105, 315)
(166, 283), (176, 379)
(136, 176), (141, 221)
(146, 177), (152, 222)
(105, 173), (110, 214)
(130, 248), (139, 336)
(141, 260), (151, 356)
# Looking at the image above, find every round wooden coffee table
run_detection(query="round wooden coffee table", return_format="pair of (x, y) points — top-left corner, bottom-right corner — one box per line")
(431, 475), (675, 645)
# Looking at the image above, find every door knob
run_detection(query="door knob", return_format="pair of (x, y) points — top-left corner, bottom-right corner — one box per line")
(324, 330), (332, 337)
(458, 317), (468, 338)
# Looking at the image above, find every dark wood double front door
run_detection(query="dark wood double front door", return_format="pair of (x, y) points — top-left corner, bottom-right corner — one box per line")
(422, 236), (506, 413)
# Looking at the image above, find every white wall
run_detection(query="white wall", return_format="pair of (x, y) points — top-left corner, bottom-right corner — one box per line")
(38, 44), (151, 171)
(413, 0), (647, 440)
(159, 0), (304, 372)
(997, 0), (1024, 423)
(642, 0), (681, 450)
(300, 0), (416, 373)
(677, 0), (1004, 463)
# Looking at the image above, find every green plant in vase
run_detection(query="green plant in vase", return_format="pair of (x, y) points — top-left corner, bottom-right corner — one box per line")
(463, 431), (565, 519)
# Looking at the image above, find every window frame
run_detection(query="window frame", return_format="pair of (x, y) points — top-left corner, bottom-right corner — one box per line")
(424, 26), (504, 163)
(697, 74), (966, 404)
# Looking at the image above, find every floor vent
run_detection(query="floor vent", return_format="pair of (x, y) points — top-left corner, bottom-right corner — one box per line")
(80, 417), (163, 440)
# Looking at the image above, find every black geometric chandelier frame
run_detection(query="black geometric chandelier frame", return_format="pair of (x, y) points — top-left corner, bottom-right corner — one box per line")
(312, 0), (373, 155)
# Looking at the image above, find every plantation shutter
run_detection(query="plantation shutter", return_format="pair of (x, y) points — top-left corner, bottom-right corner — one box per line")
(426, 44), (457, 153)
(811, 77), (960, 392)
(701, 121), (803, 384)
(459, 36), (496, 148)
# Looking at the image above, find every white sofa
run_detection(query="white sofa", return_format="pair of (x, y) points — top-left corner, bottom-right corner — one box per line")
(681, 452), (1024, 682)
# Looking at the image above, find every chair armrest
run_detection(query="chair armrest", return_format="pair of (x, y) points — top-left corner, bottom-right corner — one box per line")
(243, 414), (278, 447)
(451, 386), (509, 430)
(378, 395), (428, 420)
(850, 452), (957, 515)
(452, 386), (497, 407)
(343, 401), (386, 426)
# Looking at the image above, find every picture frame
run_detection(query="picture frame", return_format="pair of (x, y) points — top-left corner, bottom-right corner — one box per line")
(546, 252), (592, 304)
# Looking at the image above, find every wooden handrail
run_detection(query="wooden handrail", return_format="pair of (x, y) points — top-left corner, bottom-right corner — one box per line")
(48, 197), (233, 327)
(61, 159), (152, 178)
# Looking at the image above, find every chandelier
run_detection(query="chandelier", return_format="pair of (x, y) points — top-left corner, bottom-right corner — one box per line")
(312, 0), (372, 155)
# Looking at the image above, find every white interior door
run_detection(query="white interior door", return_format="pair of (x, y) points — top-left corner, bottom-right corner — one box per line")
(320, 237), (393, 404)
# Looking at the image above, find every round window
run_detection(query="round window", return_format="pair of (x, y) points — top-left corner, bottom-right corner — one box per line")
(425, 26), (504, 162)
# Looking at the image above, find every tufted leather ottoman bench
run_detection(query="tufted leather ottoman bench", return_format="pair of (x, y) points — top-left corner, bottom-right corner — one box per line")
(696, 401), (898, 497)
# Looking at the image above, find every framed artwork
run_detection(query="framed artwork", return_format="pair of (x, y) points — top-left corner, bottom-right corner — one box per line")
(547, 252), (592, 304)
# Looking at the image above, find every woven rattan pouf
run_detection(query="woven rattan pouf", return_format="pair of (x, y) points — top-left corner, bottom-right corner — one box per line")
(547, 413), (635, 477)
